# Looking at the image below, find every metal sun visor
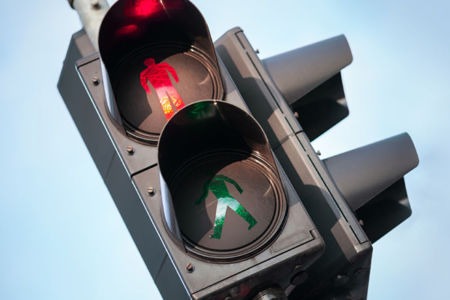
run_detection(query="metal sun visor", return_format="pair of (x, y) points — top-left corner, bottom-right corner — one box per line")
(263, 35), (353, 140)
(323, 133), (419, 242)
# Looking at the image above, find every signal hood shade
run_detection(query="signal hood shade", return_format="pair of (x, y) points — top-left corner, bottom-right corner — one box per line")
(356, 177), (412, 243)
(262, 35), (353, 141)
(323, 133), (419, 212)
(262, 35), (352, 105)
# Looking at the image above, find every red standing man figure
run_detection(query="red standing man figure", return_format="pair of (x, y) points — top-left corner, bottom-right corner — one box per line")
(140, 58), (185, 120)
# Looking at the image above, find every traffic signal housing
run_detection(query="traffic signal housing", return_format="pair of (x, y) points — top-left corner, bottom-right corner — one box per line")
(59, 1), (419, 299)
(59, 0), (326, 299)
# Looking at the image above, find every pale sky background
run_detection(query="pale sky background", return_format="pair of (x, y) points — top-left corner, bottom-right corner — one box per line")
(1, 0), (449, 299)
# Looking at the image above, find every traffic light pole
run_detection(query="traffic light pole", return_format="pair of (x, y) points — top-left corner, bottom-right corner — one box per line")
(68, 0), (109, 50)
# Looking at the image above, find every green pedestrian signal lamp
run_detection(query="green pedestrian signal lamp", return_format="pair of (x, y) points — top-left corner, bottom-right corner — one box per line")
(196, 174), (257, 240)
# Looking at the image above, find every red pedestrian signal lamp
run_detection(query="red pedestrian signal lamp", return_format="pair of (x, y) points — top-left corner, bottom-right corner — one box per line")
(99, 0), (224, 143)
(139, 58), (185, 119)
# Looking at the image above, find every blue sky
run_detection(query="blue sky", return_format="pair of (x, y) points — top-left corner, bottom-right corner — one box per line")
(0, 0), (449, 299)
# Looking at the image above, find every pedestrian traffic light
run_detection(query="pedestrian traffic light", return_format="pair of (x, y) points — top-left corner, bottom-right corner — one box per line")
(60, 0), (418, 299)
(59, 1), (327, 299)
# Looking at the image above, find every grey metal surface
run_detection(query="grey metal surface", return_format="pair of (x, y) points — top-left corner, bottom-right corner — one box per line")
(76, 55), (159, 176)
(58, 31), (190, 300)
(57, 30), (112, 178)
(262, 35), (352, 105)
(323, 133), (419, 211)
(104, 155), (168, 280)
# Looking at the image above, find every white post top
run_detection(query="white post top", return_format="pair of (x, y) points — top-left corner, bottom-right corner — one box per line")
(70, 0), (110, 51)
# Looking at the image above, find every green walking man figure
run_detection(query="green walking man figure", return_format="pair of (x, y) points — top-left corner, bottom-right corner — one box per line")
(196, 174), (257, 240)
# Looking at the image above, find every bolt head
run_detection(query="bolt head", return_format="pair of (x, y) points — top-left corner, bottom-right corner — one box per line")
(126, 146), (134, 155)
(92, 77), (100, 86)
(186, 263), (194, 273)
(147, 187), (155, 196)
